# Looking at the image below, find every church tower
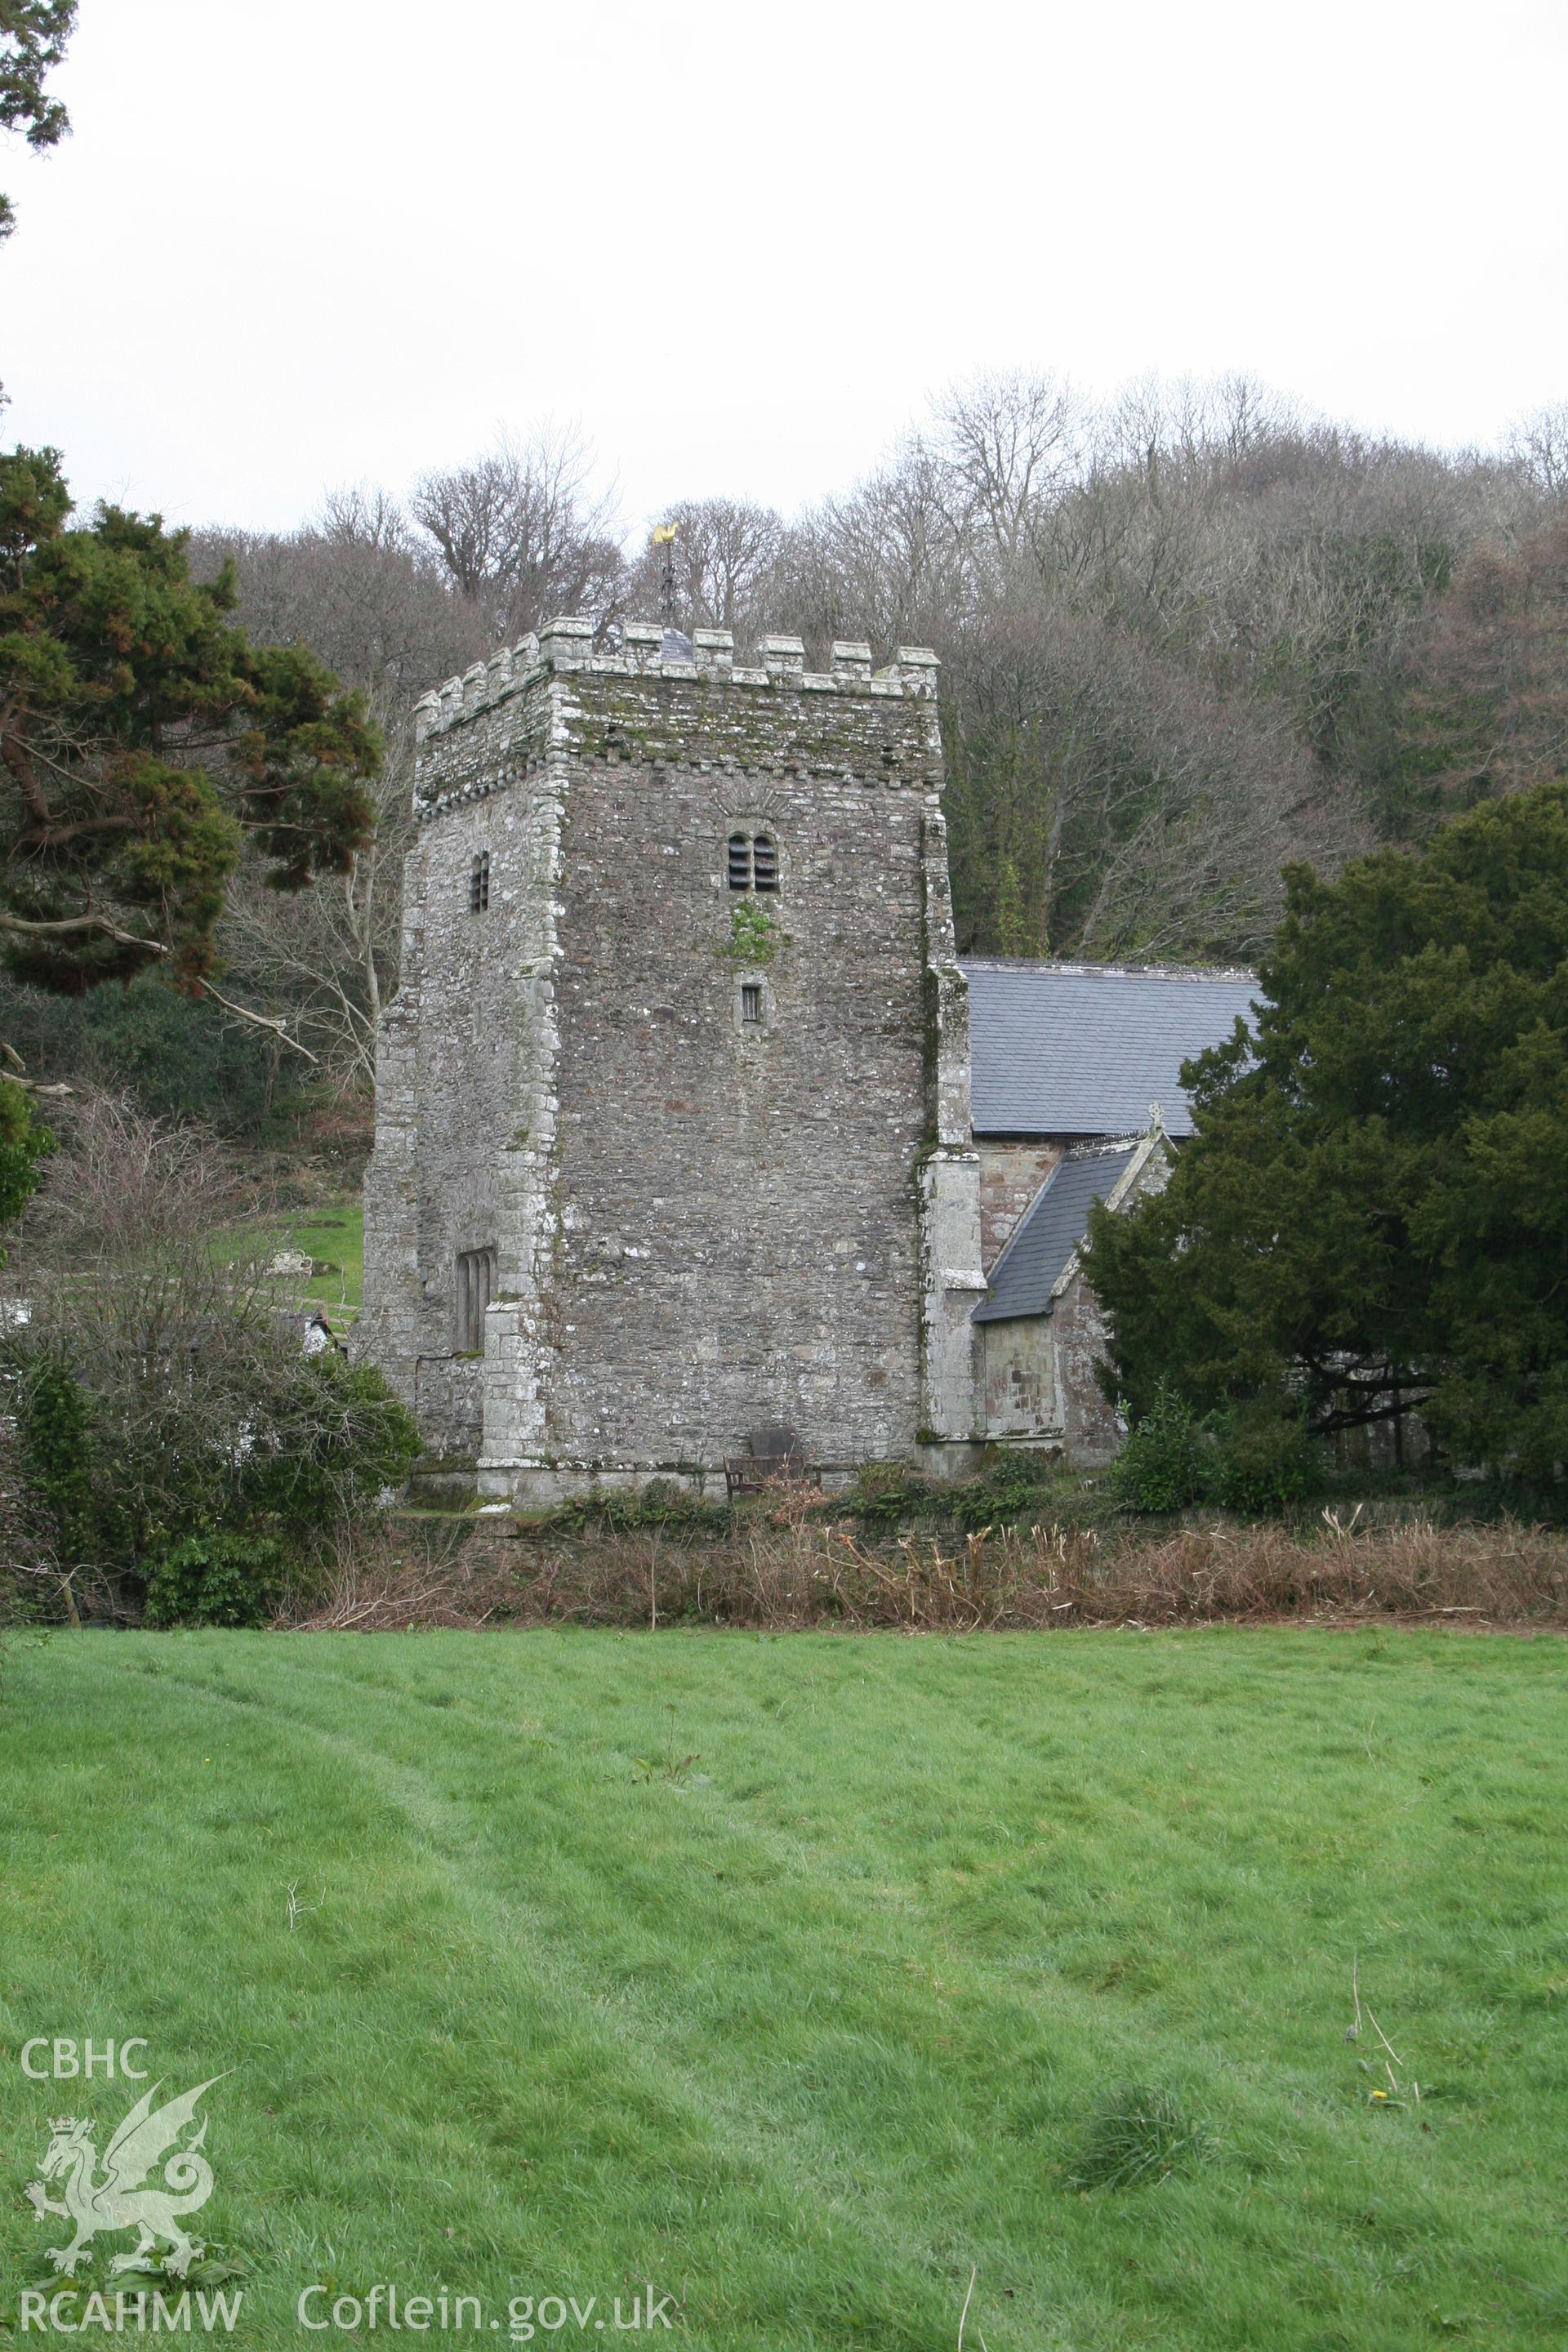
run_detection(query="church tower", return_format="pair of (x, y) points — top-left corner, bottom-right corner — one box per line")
(358, 618), (983, 1503)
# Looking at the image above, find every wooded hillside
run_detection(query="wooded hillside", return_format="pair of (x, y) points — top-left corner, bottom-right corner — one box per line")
(15, 376), (1566, 1116)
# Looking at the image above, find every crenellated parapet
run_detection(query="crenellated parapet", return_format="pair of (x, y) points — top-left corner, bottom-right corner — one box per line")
(410, 615), (944, 829)
(412, 618), (939, 746)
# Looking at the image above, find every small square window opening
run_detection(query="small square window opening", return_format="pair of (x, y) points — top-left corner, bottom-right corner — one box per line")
(741, 982), (764, 1027)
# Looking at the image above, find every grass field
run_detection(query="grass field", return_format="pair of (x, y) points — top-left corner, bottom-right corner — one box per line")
(217, 1202), (364, 1330)
(2, 1628), (1565, 2349)
(286, 1205), (362, 1330)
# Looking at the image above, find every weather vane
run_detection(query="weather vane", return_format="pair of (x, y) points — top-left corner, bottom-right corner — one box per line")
(651, 522), (691, 661)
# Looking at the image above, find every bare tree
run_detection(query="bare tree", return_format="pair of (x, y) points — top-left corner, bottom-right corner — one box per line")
(770, 439), (976, 664)
(1396, 508), (1568, 805)
(411, 425), (626, 639)
(930, 368), (1084, 565)
(193, 501), (492, 1090)
(217, 796), (411, 1094)
(627, 497), (785, 641)
(194, 495), (488, 701)
(1508, 401), (1568, 501)
(945, 593), (1361, 961)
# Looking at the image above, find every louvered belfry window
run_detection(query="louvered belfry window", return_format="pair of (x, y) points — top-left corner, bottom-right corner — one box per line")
(727, 831), (778, 892)
(456, 1246), (497, 1351)
(470, 852), (490, 913)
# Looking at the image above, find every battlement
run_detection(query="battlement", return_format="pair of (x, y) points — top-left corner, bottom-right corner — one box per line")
(412, 619), (939, 743)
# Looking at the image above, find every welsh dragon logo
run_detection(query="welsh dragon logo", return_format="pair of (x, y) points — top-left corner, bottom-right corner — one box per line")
(24, 2077), (225, 2278)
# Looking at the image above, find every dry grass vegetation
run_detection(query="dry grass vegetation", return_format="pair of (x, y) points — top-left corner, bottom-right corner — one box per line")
(292, 1500), (1568, 1635)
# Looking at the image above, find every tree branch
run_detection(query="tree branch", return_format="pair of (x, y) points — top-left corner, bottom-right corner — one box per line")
(0, 906), (158, 949)
(1, 719), (56, 831)
(194, 979), (319, 1062)
(14, 814), (141, 851)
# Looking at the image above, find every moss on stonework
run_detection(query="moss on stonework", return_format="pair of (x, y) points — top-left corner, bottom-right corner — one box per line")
(560, 672), (928, 777)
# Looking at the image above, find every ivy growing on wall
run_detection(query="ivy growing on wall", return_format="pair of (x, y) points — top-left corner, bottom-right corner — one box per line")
(719, 902), (785, 965)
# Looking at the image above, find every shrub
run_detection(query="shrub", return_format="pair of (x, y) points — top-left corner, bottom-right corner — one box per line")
(1110, 1382), (1207, 1513)
(144, 1532), (287, 1628)
(844, 1462), (934, 1529)
(0, 973), (287, 1138)
(4, 1330), (419, 1618)
(283, 1510), (1568, 1633)
(0, 1098), (420, 1619)
(1206, 1396), (1322, 1513)
(239, 1352), (421, 1535)
(947, 1450), (1061, 1531)
(547, 1481), (732, 1536)
(14, 1354), (95, 1562)
(0, 1072), (50, 1239)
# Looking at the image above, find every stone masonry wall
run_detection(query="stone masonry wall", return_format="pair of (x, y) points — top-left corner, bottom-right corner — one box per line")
(981, 1316), (1058, 1440)
(546, 746), (925, 1468)
(1052, 1267), (1124, 1463)
(977, 1141), (1064, 1268)
(359, 651), (558, 1460)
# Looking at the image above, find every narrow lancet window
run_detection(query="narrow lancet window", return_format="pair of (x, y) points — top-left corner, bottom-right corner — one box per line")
(456, 1246), (497, 1350)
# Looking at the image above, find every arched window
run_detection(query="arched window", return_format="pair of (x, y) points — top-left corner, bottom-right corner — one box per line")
(726, 831), (779, 893)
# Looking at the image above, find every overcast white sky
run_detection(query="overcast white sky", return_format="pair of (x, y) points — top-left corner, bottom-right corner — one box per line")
(2, 0), (1566, 539)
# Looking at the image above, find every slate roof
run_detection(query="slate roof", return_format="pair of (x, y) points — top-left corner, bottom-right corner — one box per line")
(973, 1146), (1138, 1324)
(962, 960), (1259, 1138)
